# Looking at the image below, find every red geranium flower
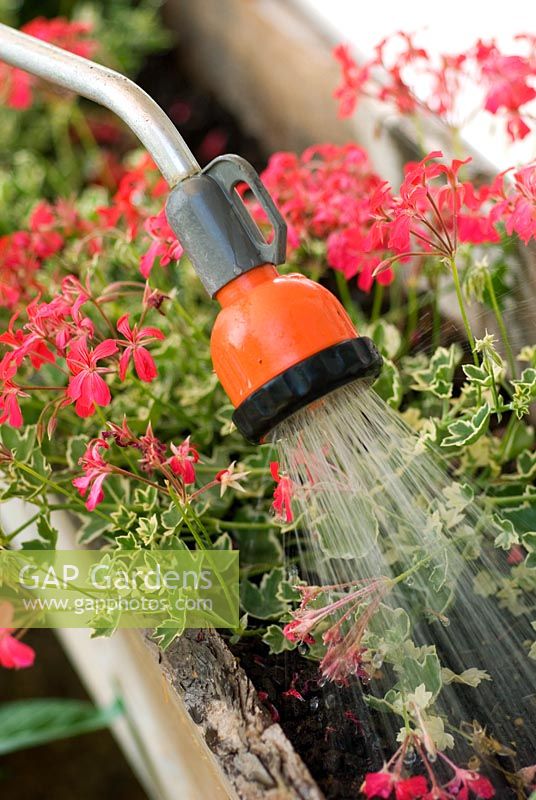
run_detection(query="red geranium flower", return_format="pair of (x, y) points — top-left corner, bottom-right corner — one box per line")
(168, 436), (200, 484)
(116, 313), (164, 383)
(270, 461), (294, 523)
(0, 602), (35, 669)
(72, 438), (112, 511)
(66, 337), (118, 417)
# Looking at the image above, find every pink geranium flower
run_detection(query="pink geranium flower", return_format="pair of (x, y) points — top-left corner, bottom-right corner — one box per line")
(66, 337), (118, 417)
(362, 771), (429, 799)
(72, 438), (112, 510)
(362, 770), (394, 798)
(140, 209), (183, 278)
(0, 353), (29, 427)
(0, 602), (35, 669)
(116, 313), (164, 383)
(270, 461), (294, 523)
(168, 436), (200, 484)
(443, 766), (495, 799)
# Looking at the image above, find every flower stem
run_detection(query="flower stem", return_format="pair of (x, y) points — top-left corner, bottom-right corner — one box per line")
(488, 493), (535, 507)
(205, 517), (275, 531)
(449, 257), (478, 366)
(390, 555), (431, 587)
(335, 271), (363, 327)
(370, 283), (384, 323)
(6, 511), (41, 542)
(430, 279), (441, 350)
(499, 412), (519, 463)
(405, 281), (419, 348)
(485, 272), (516, 377)
(14, 461), (112, 522)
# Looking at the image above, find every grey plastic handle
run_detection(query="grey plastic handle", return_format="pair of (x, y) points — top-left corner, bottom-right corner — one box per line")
(204, 154), (287, 266)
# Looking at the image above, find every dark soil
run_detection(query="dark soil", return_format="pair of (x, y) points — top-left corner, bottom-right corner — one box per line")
(230, 638), (385, 799)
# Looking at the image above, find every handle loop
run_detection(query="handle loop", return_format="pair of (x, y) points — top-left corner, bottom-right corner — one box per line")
(203, 154), (287, 266)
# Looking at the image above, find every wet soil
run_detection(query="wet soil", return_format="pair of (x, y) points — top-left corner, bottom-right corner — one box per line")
(230, 638), (385, 799)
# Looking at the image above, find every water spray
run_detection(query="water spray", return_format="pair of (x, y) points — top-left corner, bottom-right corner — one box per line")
(0, 22), (382, 443)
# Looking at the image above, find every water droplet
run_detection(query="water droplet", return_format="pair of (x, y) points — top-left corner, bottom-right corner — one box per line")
(428, 752), (437, 763)
(298, 643), (308, 655)
(309, 696), (320, 711)
(404, 575), (415, 587)
(318, 677), (328, 688)
(403, 747), (416, 767)
(324, 693), (336, 709)
(287, 565), (299, 582)
(440, 616), (451, 628)
(372, 654), (383, 669)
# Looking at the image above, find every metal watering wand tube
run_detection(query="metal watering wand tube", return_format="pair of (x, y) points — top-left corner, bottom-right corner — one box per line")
(0, 22), (287, 297)
(0, 23), (382, 443)
(0, 21), (200, 186)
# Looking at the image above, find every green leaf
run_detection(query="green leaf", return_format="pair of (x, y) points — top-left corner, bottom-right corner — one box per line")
(493, 515), (520, 550)
(1, 425), (36, 461)
(262, 624), (297, 654)
(37, 515), (58, 547)
(517, 450), (536, 480)
(213, 532), (233, 550)
(473, 570), (498, 597)
(0, 697), (122, 755)
(441, 667), (491, 687)
(373, 358), (403, 409)
(511, 368), (536, 419)
(115, 531), (140, 550)
(411, 345), (461, 399)
(78, 514), (112, 546)
(240, 567), (289, 620)
(66, 435), (88, 469)
(365, 688), (399, 714)
(365, 604), (411, 649)
(367, 320), (402, 359)
(152, 617), (186, 650)
(396, 652), (442, 701)
(133, 485), (159, 511)
(161, 504), (182, 531)
(441, 403), (490, 448)
(135, 515), (159, 546)
(233, 527), (283, 567)
(462, 364), (492, 387)
(110, 506), (137, 533)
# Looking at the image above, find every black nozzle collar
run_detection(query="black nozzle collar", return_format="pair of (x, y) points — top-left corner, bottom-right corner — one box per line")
(232, 337), (383, 443)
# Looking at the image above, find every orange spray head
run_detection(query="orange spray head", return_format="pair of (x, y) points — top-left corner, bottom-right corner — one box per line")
(166, 155), (382, 443)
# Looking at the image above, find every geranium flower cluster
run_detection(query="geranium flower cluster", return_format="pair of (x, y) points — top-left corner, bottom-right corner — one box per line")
(368, 150), (499, 277)
(362, 733), (495, 799)
(334, 32), (536, 140)
(282, 577), (390, 682)
(253, 145), (536, 291)
(0, 153), (177, 310)
(370, 153), (536, 277)
(251, 144), (396, 291)
(0, 274), (165, 430)
(72, 418), (248, 510)
(0, 17), (97, 110)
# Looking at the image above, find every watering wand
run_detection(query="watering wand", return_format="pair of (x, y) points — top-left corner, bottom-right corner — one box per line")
(0, 22), (382, 442)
